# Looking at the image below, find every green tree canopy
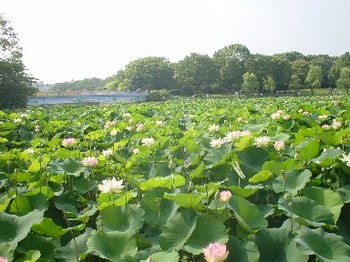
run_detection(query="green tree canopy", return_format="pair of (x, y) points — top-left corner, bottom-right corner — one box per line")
(329, 52), (350, 86)
(288, 74), (302, 95)
(308, 54), (335, 88)
(291, 59), (310, 86)
(336, 67), (350, 95)
(245, 54), (273, 90)
(242, 72), (259, 95)
(0, 14), (36, 109)
(213, 44), (251, 91)
(123, 56), (174, 91)
(305, 65), (323, 95)
(173, 53), (218, 93)
(263, 76), (276, 93)
(269, 55), (292, 91)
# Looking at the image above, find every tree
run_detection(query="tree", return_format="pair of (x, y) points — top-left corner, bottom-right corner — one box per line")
(263, 76), (276, 94)
(305, 65), (322, 95)
(213, 44), (251, 91)
(288, 74), (302, 95)
(291, 59), (310, 86)
(245, 54), (273, 91)
(0, 14), (36, 109)
(123, 56), (174, 91)
(242, 72), (259, 95)
(308, 54), (335, 88)
(269, 55), (292, 91)
(336, 67), (350, 95)
(329, 52), (350, 86)
(104, 70), (127, 91)
(173, 53), (218, 93)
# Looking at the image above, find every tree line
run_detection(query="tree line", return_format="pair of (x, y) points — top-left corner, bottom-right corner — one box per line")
(55, 44), (349, 96)
(101, 45), (350, 96)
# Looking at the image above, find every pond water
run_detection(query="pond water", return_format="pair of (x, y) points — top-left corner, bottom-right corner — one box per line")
(28, 91), (146, 105)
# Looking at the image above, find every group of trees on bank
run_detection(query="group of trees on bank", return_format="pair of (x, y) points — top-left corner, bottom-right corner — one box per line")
(0, 14), (36, 109)
(101, 46), (350, 96)
(45, 48), (350, 96)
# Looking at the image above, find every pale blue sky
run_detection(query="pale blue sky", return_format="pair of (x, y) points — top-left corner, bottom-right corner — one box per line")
(1, 0), (349, 83)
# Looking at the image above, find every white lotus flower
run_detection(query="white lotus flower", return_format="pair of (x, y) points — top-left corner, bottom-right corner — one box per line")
(98, 177), (125, 193)
(141, 137), (155, 147)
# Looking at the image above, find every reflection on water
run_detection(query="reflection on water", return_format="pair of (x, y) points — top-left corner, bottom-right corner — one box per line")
(28, 91), (146, 105)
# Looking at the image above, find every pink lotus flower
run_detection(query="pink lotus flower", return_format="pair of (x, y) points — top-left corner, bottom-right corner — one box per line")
(274, 141), (285, 151)
(203, 242), (229, 262)
(104, 120), (116, 129)
(332, 121), (342, 129)
(136, 123), (145, 132)
(82, 156), (98, 167)
(61, 138), (76, 148)
(0, 257), (8, 262)
(219, 191), (232, 203)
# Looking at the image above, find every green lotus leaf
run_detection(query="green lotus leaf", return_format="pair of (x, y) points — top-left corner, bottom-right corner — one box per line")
(189, 162), (206, 179)
(18, 250), (41, 262)
(203, 144), (231, 168)
(295, 139), (320, 161)
(337, 185), (350, 203)
(273, 169), (312, 195)
(227, 235), (260, 262)
(28, 154), (50, 173)
(312, 147), (342, 167)
(262, 158), (303, 176)
(163, 192), (206, 211)
(184, 216), (229, 255)
(249, 170), (273, 183)
(17, 234), (59, 261)
(0, 210), (44, 249)
(228, 195), (268, 233)
(146, 251), (179, 262)
(87, 230), (137, 262)
(295, 227), (350, 262)
(254, 227), (308, 262)
(140, 189), (177, 228)
(270, 133), (290, 142)
(159, 209), (197, 251)
(139, 175), (186, 191)
(228, 185), (260, 198)
(9, 193), (48, 215)
(97, 204), (144, 234)
(58, 158), (86, 177)
(238, 147), (269, 173)
(0, 193), (14, 212)
(301, 186), (343, 223)
(0, 243), (14, 262)
(278, 196), (334, 227)
(31, 217), (68, 237)
(56, 228), (94, 262)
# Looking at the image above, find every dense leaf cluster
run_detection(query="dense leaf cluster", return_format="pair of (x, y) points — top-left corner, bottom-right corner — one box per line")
(1, 96), (350, 261)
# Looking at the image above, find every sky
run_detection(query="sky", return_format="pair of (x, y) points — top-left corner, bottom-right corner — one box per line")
(1, 0), (349, 84)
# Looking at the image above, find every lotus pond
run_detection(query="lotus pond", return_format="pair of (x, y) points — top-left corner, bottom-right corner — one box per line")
(1, 96), (350, 261)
